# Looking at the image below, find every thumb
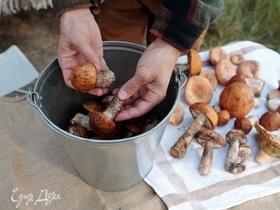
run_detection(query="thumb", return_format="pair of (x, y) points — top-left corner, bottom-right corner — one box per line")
(118, 76), (142, 100)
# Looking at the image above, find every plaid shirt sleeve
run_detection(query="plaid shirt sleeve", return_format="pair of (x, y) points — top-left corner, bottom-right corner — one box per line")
(151, 0), (224, 53)
(52, 0), (101, 16)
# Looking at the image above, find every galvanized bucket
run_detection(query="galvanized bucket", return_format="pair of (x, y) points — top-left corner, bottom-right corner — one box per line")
(27, 41), (185, 191)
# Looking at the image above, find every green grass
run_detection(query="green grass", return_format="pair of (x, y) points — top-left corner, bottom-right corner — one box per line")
(202, 0), (280, 52)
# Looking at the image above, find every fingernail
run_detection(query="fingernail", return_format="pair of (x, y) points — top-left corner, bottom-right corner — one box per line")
(118, 89), (128, 100)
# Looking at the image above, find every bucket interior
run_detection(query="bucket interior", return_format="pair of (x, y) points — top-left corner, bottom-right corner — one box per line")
(34, 41), (180, 136)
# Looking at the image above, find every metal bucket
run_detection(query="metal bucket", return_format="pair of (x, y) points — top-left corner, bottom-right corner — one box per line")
(27, 41), (185, 191)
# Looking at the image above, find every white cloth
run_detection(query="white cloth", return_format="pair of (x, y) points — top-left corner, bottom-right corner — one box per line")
(0, 45), (39, 97)
(145, 41), (280, 210)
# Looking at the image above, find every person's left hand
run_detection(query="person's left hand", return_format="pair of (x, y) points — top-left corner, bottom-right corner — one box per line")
(115, 38), (181, 121)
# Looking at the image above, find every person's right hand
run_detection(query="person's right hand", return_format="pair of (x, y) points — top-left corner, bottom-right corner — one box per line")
(58, 7), (109, 96)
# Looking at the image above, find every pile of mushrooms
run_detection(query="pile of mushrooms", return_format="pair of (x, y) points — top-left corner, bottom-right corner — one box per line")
(169, 46), (280, 176)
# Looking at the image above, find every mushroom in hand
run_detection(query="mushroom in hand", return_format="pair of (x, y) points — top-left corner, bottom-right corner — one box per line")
(70, 62), (115, 92)
(174, 49), (202, 77)
(89, 95), (124, 137)
(255, 123), (280, 164)
(195, 129), (226, 175)
(170, 102), (218, 158)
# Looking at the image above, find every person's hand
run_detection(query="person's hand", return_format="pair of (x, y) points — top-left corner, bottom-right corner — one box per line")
(115, 38), (181, 121)
(58, 7), (108, 96)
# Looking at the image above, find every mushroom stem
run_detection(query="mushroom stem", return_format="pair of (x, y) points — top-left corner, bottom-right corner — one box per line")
(170, 114), (205, 158)
(225, 130), (247, 172)
(95, 70), (116, 88)
(227, 145), (252, 174)
(267, 80), (280, 99)
(198, 141), (214, 175)
(70, 113), (91, 130)
(103, 96), (124, 120)
(225, 137), (240, 171)
(89, 95), (124, 137)
(255, 149), (271, 164)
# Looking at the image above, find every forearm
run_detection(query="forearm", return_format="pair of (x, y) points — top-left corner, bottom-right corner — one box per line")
(151, 0), (225, 53)
(52, 0), (101, 16)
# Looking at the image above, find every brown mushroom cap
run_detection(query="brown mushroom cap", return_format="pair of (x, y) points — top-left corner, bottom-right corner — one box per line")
(89, 111), (116, 137)
(82, 101), (105, 113)
(226, 74), (246, 86)
(219, 82), (255, 118)
(255, 123), (280, 158)
(184, 75), (214, 106)
(237, 60), (260, 78)
(226, 129), (247, 145)
(209, 47), (229, 65)
(217, 109), (230, 126)
(214, 58), (236, 86)
(199, 71), (218, 90)
(195, 129), (226, 147)
(189, 102), (218, 129)
(230, 54), (245, 65)
(259, 111), (280, 131)
(188, 49), (202, 76)
(70, 63), (98, 92)
(234, 117), (253, 134)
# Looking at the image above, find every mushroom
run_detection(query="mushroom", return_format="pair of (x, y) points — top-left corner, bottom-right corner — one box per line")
(217, 109), (230, 126)
(188, 49), (202, 76)
(255, 123), (280, 164)
(199, 71), (218, 90)
(225, 129), (247, 172)
(174, 49), (202, 77)
(70, 62), (115, 92)
(245, 78), (265, 97)
(195, 129), (226, 175)
(236, 60), (261, 78)
(234, 116), (259, 134)
(184, 75), (214, 106)
(214, 58), (236, 86)
(170, 102), (218, 158)
(70, 113), (91, 130)
(227, 145), (252, 174)
(67, 124), (88, 138)
(89, 95), (124, 137)
(209, 47), (229, 65)
(267, 80), (280, 99)
(259, 110), (280, 131)
(82, 100), (105, 113)
(266, 98), (280, 111)
(212, 105), (230, 126)
(226, 74), (246, 86)
(169, 103), (184, 126)
(219, 82), (255, 118)
(230, 54), (245, 65)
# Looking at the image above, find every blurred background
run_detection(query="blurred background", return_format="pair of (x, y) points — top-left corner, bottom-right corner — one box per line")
(0, 0), (279, 72)
(204, 0), (280, 52)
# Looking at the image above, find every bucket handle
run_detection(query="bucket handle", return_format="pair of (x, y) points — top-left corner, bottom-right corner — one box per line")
(175, 71), (187, 89)
(27, 90), (42, 110)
